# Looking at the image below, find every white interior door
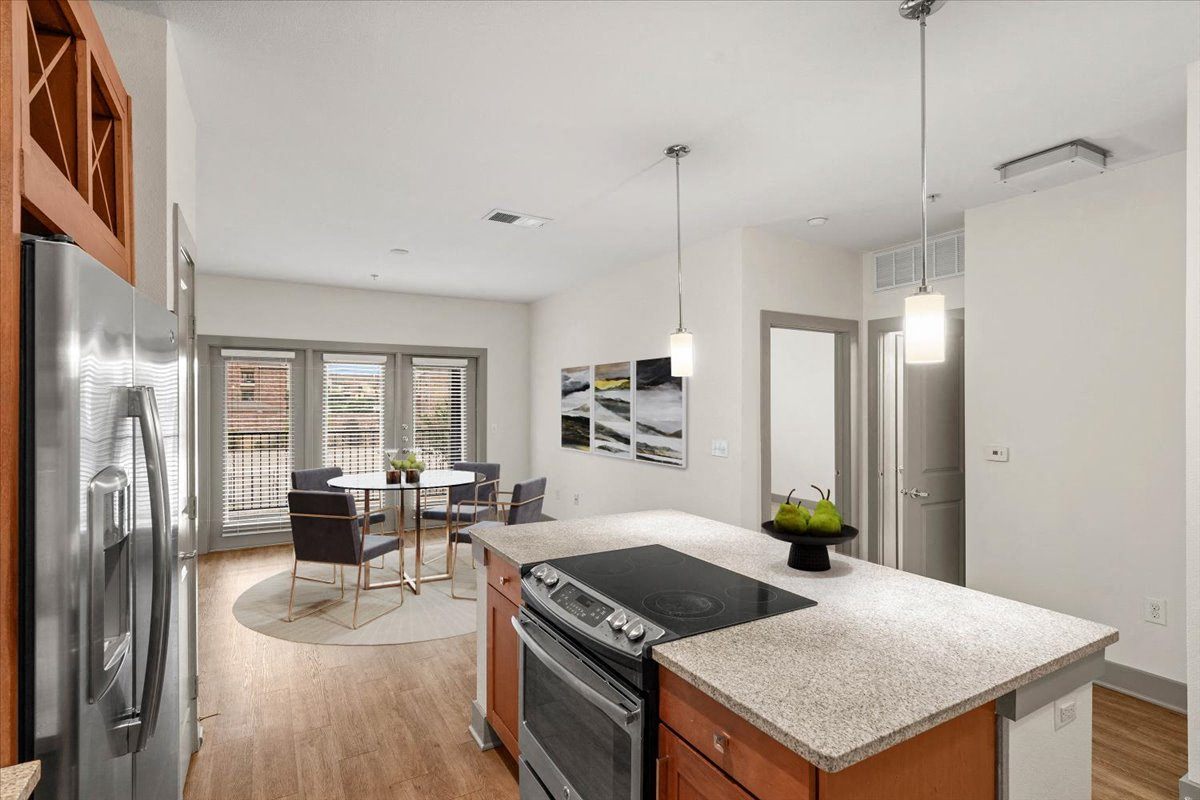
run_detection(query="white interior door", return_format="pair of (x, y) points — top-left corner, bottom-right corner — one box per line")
(900, 317), (965, 584)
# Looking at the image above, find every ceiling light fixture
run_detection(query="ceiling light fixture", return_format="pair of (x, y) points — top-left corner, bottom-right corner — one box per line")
(665, 144), (693, 378)
(900, 0), (946, 365)
(807, 216), (829, 227)
(389, 248), (410, 255)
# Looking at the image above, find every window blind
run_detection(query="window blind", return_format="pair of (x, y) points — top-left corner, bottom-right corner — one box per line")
(222, 353), (294, 534)
(412, 360), (469, 471)
(322, 356), (387, 491)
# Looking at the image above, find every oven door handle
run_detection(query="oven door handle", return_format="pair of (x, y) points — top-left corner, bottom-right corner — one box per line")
(512, 616), (641, 729)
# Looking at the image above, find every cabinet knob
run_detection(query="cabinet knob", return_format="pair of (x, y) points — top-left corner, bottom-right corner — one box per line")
(713, 730), (729, 753)
(499, 576), (509, 584)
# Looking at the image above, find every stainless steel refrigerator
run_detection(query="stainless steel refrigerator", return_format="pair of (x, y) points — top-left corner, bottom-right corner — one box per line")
(20, 237), (181, 800)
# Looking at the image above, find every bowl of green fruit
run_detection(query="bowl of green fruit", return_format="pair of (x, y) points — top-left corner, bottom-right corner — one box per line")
(390, 450), (426, 483)
(762, 485), (858, 572)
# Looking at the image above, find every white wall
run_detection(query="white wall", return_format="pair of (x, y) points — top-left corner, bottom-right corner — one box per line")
(93, 1), (197, 309)
(529, 231), (746, 524)
(196, 275), (532, 483)
(739, 227), (862, 528)
(1184, 59), (1200, 783)
(769, 329), (836, 499)
(965, 152), (1187, 681)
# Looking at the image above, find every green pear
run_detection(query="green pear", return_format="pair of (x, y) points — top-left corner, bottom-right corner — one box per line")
(774, 489), (810, 534)
(811, 485), (840, 520)
(809, 510), (843, 535)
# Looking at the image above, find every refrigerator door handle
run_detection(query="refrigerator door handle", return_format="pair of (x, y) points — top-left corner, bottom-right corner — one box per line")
(122, 385), (173, 753)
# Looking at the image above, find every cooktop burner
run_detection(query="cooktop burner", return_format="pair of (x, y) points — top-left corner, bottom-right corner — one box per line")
(541, 544), (815, 641)
(644, 590), (726, 620)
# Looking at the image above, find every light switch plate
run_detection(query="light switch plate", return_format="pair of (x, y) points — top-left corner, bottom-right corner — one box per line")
(985, 445), (1009, 462)
(710, 439), (729, 458)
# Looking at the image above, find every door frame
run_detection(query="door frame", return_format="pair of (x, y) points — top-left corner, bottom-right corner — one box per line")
(171, 204), (200, 776)
(759, 311), (858, 543)
(867, 310), (965, 568)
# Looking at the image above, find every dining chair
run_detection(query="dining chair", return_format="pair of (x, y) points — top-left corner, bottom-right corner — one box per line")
(292, 466), (393, 573)
(421, 461), (501, 564)
(448, 476), (547, 599)
(287, 490), (405, 629)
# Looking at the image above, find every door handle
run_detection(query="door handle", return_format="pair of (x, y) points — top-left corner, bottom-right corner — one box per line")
(901, 488), (930, 499)
(179, 550), (198, 560)
(123, 385), (173, 753)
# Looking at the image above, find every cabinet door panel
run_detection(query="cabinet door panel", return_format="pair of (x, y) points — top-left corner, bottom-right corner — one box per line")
(486, 583), (520, 758)
(658, 725), (754, 800)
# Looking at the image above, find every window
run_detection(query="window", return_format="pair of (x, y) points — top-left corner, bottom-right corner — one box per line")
(411, 357), (470, 470)
(321, 354), (388, 489)
(221, 350), (296, 534)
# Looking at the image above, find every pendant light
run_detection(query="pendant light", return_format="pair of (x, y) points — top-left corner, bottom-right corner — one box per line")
(665, 144), (693, 377)
(900, 0), (946, 364)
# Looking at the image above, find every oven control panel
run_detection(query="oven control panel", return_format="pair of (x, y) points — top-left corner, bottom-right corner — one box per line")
(523, 562), (667, 657)
(549, 583), (613, 627)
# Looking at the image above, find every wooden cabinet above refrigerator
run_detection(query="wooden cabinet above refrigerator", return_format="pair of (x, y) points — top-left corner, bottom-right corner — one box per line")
(13, 0), (135, 283)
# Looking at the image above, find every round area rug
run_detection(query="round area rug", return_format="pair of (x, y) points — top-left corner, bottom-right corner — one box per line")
(232, 550), (476, 646)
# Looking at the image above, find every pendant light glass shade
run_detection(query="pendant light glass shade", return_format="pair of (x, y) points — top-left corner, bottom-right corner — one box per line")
(904, 290), (945, 364)
(670, 330), (694, 377)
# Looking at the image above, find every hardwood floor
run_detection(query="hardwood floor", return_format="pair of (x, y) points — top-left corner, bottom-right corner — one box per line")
(1093, 684), (1187, 800)
(187, 546), (1188, 800)
(184, 544), (519, 800)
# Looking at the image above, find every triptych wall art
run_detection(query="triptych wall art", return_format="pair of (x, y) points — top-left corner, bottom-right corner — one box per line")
(559, 356), (687, 468)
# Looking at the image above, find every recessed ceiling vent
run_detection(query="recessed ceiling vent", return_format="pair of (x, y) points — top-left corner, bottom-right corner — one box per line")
(484, 209), (551, 228)
(874, 229), (964, 292)
(996, 140), (1108, 192)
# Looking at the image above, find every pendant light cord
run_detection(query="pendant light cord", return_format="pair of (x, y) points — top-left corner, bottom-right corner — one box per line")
(674, 153), (684, 332)
(919, 9), (929, 292)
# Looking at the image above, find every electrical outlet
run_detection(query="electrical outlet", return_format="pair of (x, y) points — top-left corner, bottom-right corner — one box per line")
(573, 493), (581, 507)
(1144, 596), (1167, 626)
(1054, 698), (1077, 730)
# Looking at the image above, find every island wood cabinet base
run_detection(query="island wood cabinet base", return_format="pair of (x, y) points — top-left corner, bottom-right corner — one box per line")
(485, 552), (522, 759)
(659, 666), (996, 800)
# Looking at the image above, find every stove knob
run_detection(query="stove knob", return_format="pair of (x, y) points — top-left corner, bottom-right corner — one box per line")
(532, 565), (548, 582)
(609, 611), (628, 631)
(544, 570), (559, 587)
(626, 623), (646, 642)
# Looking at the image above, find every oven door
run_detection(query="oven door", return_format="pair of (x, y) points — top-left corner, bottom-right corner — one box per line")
(514, 608), (645, 800)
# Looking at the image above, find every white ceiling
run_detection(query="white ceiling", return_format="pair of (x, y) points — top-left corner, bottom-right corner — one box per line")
(160, 0), (1200, 302)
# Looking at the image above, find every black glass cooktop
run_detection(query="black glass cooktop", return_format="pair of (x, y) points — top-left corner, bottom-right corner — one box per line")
(545, 544), (815, 640)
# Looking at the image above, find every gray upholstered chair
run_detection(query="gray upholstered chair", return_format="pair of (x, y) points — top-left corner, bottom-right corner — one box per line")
(449, 477), (547, 599)
(421, 461), (500, 566)
(292, 467), (387, 525)
(287, 490), (404, 629)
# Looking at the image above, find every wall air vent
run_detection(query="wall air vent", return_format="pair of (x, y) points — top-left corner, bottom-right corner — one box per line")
(484, 209), (552, 228)
(873, 229), (964, 292)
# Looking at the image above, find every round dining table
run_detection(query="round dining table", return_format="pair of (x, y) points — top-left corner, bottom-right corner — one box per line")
(327, 469), (479, 594)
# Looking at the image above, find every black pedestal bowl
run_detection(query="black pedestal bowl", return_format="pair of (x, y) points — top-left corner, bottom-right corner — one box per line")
(761, 521), (860, 572)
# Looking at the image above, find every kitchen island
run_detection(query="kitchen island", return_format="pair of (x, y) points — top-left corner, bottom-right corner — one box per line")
(469, 510), (1117, 800)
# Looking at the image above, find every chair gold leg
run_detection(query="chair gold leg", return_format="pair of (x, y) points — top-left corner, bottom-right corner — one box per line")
(352, 563), (364, 629)
(287, 560), (299, 621)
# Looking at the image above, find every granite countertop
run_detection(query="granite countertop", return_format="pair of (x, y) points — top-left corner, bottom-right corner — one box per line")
(0, 761), (40, 800)
(473, 509), (1118, 773)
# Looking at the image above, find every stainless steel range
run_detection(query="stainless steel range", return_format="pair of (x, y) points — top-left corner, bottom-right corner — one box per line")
(514, 544), (815, 800)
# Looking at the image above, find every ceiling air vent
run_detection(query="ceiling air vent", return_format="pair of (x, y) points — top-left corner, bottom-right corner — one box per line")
(873, 229), (964, 293)
(996, 140), (1108, 192)
(484, 209), (552, 228)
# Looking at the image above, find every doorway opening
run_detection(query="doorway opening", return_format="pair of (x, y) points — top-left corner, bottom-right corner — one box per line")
(760, 312), (857, 547)
(869, 314), (965, 584)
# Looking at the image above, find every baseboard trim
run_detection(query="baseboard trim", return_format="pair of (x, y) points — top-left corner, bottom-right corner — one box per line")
(1097, 659), (1187, 714)
(469, 699), (500, 751)
(1179, 773), (1200, 800)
